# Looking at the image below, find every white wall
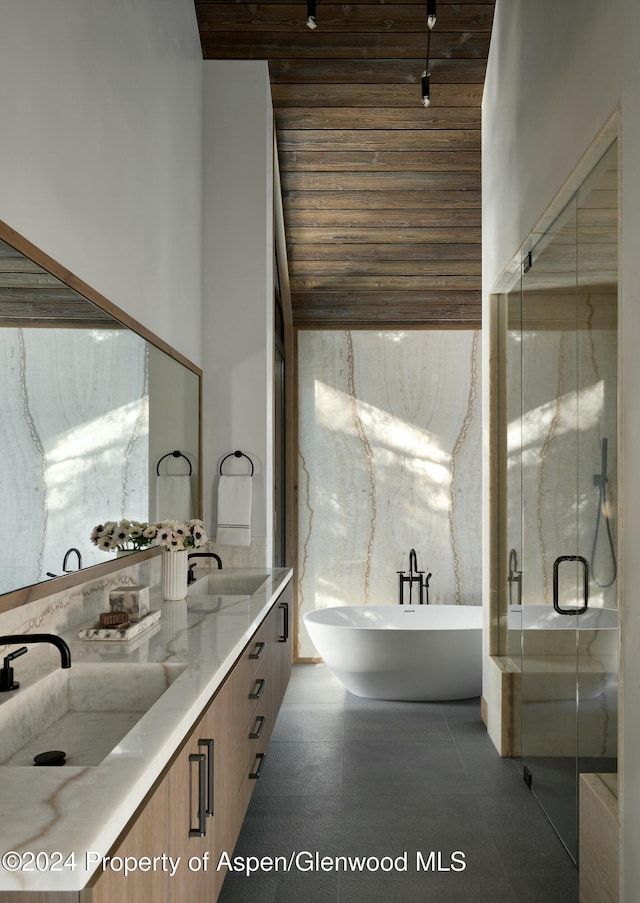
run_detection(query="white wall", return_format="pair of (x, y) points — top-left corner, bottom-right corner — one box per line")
(483, 1), (640, 896)
(0, 0), (203, 365)
(202, 61), (274, 561)
(148, 345), (200, 521)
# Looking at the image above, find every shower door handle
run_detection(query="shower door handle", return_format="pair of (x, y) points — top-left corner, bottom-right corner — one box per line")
(552, 555), (589, 615)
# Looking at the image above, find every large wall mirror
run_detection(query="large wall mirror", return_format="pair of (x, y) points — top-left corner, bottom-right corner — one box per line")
(0, 222), (201, 609)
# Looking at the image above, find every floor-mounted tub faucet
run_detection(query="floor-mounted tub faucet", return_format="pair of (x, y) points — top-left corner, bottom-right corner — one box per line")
(397, 549), (431, 605)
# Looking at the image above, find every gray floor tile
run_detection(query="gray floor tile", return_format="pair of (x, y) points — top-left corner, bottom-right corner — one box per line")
(251, 740), (343, 798)
(218, 875), (277, 903)
(284, 664), (347, 705)
(338, 871), (518, 903)
(221, 662), (578, 903)
(220, 872), (340, 903)
(270, 704), (345, 742)
(342, 739), (464, 797)
(233, 795), (343, 858)
(344, 699), (451, 742)
(509, 872), (579, 902)
(340, 794), (506, 879)
(274, 873), (340, 902)
(481, 795), (576, 877)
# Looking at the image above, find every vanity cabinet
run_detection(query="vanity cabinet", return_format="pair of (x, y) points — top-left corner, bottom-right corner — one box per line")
(87, 583), (292, 903)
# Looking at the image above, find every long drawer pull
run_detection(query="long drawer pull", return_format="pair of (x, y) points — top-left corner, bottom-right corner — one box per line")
(249, 752), (266, 779)
(198, 738), (214, 817)
(279, 601), (289, 643)
(249, 641), (266, 660)
(188, 753), (207, 837)
(249, 678), (266, 699)
(249, 715), (267, 739)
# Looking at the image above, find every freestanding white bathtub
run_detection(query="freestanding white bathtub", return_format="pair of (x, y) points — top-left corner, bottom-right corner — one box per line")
(303, 604), (482, 701)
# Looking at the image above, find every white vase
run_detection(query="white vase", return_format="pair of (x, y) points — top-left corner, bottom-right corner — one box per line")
(161, 549), (188, 601)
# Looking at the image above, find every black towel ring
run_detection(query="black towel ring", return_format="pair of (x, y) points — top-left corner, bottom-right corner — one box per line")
(219, 450), (254, 477)
(156, 450), (193, 476)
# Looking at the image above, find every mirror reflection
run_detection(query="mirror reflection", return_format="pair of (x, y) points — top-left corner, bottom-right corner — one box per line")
(0, 235), (200, 598)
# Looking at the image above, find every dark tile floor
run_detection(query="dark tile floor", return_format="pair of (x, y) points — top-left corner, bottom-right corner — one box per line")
(218, 664), (578, 903)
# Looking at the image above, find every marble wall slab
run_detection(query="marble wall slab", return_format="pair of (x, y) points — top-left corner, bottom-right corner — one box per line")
(0, 328), (149, 593)
(298, 330), (481, 658)
(506, 318), (618, 613)
(0, 553), (161, 680)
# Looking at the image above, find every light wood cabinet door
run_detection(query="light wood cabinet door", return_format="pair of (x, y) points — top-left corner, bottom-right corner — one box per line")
(86, 584), (293, 903)
(85, 753), (173, 903)
(89, 698), (221, 903)
(266, 582), (292, 731)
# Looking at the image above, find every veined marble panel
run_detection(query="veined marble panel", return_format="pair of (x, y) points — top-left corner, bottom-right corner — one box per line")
(298, 330), (481, 659)
(0, 328), (148, 593)
(506, 319), (618, 611)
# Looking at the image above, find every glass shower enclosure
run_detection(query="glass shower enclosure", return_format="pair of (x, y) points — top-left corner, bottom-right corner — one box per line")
(502, 141), (618, 862)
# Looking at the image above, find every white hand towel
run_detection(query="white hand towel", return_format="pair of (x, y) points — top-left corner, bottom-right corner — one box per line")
(216, 475), (252, 546)
(156, 474), (193, 521)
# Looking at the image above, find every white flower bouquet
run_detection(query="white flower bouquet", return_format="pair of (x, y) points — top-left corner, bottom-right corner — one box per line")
(153, 519), (208, 552)
(90, 519), (156, 552)
(91, 518), (208, 553)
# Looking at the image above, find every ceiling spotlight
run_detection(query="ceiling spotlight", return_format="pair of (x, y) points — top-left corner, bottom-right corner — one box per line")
(421, 71), (430, 108)
(307, 0), (317, 28)
(427, 0), (436, 30)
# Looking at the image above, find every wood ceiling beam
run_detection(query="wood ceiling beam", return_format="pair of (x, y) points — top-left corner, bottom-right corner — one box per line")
(278, 129), (481, 150)
(199, 32), (491, 59)
(291, 260), (482, 275)
(291, 275), (480, 290)
(284, 208), (480, 227)
(287, 242), (483, 260)
(278, 150), (480, 171)
(282, 189), (481, 208)
(195, 0), (494, 329)
(271, 83), (483, 106)
(292, 293), (482, 326)
(269, 58), (487, 83)
(281, 171), (481, 190)
(285, 226), (481, 243)
(197, 4), (494, 33)
(274, 107), (481, 129)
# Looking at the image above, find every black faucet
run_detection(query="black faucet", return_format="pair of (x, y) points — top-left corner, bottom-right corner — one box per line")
(187, 552), (223, 585)
(46, 547), (84, 579)
(397, 549), (431, 605)
(0, 634), (72, 692)
(63, 547), (83, 572)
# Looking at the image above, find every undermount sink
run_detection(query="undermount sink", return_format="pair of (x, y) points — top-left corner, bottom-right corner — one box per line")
(0, 662), (186, 767)
(188, 571), (270, 598)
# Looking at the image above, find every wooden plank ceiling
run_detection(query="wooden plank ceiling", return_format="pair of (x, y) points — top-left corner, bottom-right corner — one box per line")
(195, 0), (495, 328)
(0, 238), (119, 327)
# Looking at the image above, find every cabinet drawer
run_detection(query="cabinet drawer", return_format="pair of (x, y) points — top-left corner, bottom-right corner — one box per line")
(229, 627), (270, 746)
(238, 744), (268, 810)
(236, 671), (267, 744)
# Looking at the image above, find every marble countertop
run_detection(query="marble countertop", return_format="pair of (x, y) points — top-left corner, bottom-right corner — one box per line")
(0, 566), (293, 892)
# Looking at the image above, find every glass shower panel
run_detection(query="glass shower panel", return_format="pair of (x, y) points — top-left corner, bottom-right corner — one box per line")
(503, 284), (524, 664)
(516, 140), (619, 863)
(575, 142), (618, 783)
(520, 195), (581, 861)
